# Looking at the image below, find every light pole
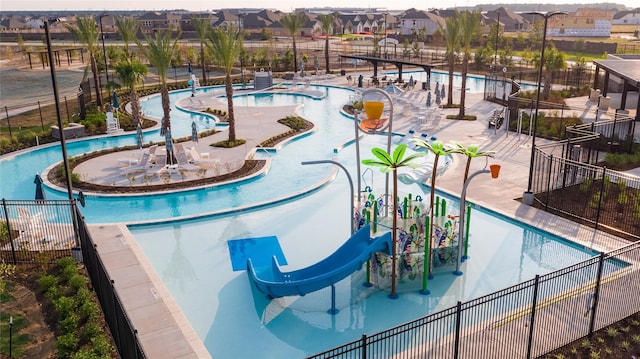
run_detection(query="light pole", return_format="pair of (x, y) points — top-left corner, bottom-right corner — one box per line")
(493, 11), (500, 69)
(45, 18), (80, 248)
(99, 14), (109, 86)
(44, 18), (74, 202)
(383, 12), (388, 59)
(523, 11), (567, 205)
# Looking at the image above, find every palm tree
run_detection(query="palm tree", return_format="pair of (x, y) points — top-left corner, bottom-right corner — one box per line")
(139, 29), (178, 158)
(449, 142), (496, 185)
(457, 10), (482, 119)
(318, 13), (335, 73)
(362, 144), (423, 298)
(114, 16), (139, 60)
(412, 140), (462, 279)
(280, 12), (308, 74)
(207, 24), (244, 144)
(65, 15), (103, 107)
(439, 16), (460, 107)
(113, 59), (148, 126)
(191, 17), (211, 83)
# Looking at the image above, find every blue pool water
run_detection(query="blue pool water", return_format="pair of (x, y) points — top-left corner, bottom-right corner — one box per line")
(0, 78), (609, 358)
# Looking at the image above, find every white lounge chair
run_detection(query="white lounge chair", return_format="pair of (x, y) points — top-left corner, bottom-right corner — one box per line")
(146, 153), (168, 176)
(188, 147), (219, 167)
(121, 153), (152, 176)
(175, 150), (201, 172)
(118, 144), (158, 166)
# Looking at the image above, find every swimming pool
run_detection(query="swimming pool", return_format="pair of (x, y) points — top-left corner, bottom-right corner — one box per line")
(0, 80), (607, 358)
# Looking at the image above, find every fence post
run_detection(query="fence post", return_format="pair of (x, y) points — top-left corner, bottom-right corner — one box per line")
(526, 275), (540, 359)
(2, 199), (17, 264)
(594, 167), (607, 230)
(4, 106), (12, 137)
(588, 252), (606, 337)
(64, 96), (70, 123)
(38, 101), (44, 130)
(361, 333), (367, 359)
(453, 301), (462, 359)
(545, 154), (553, 210)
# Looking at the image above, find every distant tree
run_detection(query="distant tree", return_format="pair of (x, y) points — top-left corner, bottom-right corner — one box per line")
(207, 24), (244, 144)
(439, 15), (460, 107)
(191, 17), (211, 83)
(318, 13), (335, 72)
(115, 16), (139, 60)
(458, 10), (482, 119)
(65, 15), (103, 107)
(280, 12), (307, 73)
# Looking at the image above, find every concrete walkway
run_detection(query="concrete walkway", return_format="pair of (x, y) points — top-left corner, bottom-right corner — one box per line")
(83, 74), (637, 358)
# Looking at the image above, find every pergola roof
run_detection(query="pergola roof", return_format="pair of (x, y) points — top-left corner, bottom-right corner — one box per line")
(593, 59), (640, 90)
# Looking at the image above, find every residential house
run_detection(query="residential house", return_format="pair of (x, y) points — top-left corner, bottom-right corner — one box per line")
(612, 8), (640, 25)
(485, 7), (528, 32)
(398, 8), (445, 38)
(242, 9), (283, 35)
(0, 16), (29, 31)
(212, 10), (243, 29)
(137, 12), (181, 33)
(547, 8), (612, 37)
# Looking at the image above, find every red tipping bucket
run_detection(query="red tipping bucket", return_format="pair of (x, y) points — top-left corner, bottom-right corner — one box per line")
(490, 164), (501, 179)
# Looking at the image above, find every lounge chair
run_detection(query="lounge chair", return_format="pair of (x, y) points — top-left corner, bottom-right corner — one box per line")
(188, 147), (219, 167)
(120, 153), (153, 176)
(118, 144), (157, 167)
(146, 154), (168, 176)
(174, 145), (200, 172)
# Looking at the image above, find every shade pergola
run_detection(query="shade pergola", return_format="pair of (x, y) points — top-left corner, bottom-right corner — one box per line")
(593, 58), (640, 121)
(26, 46), (85, 69)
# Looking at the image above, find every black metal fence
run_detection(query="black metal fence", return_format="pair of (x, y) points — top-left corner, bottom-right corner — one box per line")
(75, 205), (146, 359)
(308, 243), (640, 358)
(0, 199), (146, 358)
(530, 149), (640, 241)
(1, 199), (78, 264)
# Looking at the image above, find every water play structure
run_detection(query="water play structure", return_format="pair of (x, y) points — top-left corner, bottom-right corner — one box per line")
(246, 225), (392, 299)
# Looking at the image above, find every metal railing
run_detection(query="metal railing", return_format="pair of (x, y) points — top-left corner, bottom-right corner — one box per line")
(0, 199), (146, 358)
(308, 243), (640, 358)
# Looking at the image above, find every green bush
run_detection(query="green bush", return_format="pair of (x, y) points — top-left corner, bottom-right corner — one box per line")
(53, 296), (76, 318)
(278, 115), (307, 131)
(59, 312), (80, 333)
(57, 332), (79, 358)
(36, 274), (58, 293)
(71, 348), (101, 359)
(580, 178), (593, 193)
(90, 334), (113, 356)
(78, 300), (100, 323)
(80, 321), (102, 342)
(68, 274), (88, 293)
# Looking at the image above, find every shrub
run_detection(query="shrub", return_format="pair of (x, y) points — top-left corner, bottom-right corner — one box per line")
(68, 274), (88, 293)
(91, 334), (114, 356)
(59, 312), (80, 333)
(57, 332), (79, 358)
(80, 321), (102, 342)
(37, 274), (58, 294)
(78, 300), (101, 323)
(53, 296), (76, 318)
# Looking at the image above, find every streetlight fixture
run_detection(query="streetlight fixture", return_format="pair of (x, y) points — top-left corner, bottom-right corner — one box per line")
(99, 14), (109, 86)
(523, 11), (567, 206)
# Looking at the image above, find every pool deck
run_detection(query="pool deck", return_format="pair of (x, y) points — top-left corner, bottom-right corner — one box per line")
(85, 75), (638, 358)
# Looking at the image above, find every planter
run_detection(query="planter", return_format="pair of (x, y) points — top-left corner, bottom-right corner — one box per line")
(51, 122), (85, 139)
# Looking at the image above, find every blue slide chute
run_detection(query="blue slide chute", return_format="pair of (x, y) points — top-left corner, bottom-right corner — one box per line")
(247, 225), (391, 298)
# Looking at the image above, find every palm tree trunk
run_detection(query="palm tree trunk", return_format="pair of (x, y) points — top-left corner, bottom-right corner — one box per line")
(90, 55), (103, 107)
(427, 155), (440, 279)
(390, 171), (398, 297)
(225, 73), (236, 143)
(130, 89), (141, 125)
(447, 55), (454, 107)
(161, 83), (171, 128)
(200, 43), (207, 83)
(325, 36), (330, 72)
(458, 53), (469, 119)
(292, 37), (298, 74)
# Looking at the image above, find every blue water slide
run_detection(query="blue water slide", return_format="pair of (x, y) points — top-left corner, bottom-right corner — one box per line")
(247, 225), (392, 298)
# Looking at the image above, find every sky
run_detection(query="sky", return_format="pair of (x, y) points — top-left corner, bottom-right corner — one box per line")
(1, 0), (636, 12)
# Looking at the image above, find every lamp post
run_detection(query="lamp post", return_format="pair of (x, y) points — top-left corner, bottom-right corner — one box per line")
(44, 18), (74, 202)
(523, 11), (567, 205)
(99, 14), (109, 86)
(301, 160), (356, 235)
(383, 12), (388, 59)
(493, 11), (500, 69)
